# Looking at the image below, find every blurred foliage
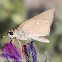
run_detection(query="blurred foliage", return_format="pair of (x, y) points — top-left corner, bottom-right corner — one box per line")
(0, 0), (62, 62)
(0, 0), (26, 36)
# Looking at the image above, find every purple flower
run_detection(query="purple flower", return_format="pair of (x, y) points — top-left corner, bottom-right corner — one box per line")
(22, 41), (37, 62)
(22, 45), (30, 62)
(1, 40), (22, 62)
(22, 45), (27, 59)
(30, 41), (37, 62)
(27, 43), (31, 56)
(0, 40), (37, 62)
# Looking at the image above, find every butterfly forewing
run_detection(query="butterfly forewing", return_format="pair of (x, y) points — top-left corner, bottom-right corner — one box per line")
(19, 8), (55, 36)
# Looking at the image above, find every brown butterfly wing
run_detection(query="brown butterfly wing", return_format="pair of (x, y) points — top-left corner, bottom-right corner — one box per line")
(19, 8), (55, 36)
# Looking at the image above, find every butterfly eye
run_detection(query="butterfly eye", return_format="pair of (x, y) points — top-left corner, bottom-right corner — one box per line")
(8, 32), (13, 35)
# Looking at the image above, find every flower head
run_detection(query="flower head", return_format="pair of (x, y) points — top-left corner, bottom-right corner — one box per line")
(22, 45), (30, 62)
(30, 41), (37, 62)
(1, 40), (22, 62)
(22, 41), (37, 62)
(0, 40), (37, 62)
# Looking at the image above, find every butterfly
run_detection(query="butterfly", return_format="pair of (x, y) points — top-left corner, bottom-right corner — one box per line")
(8, 8), (55, 43)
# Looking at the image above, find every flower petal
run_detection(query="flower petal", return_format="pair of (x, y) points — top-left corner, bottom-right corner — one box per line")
(27, 43), (31, 56)
(30, 41), (37, 62)
(2, 40), (22, 62)
(22, 45), (30, 62)
(22, 45), (27, 59)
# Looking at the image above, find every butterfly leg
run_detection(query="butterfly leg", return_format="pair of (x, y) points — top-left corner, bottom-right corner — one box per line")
(26, 36), (32, 42)
(15, 38), (22, 51)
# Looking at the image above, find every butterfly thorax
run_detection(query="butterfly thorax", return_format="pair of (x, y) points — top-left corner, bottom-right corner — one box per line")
(13, 29), (30, 40)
